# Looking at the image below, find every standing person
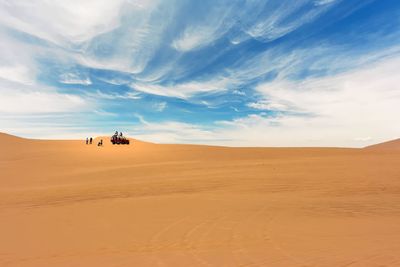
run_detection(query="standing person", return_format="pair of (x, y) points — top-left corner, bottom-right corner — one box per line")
(86, 138), (88, 145)
(90, 137), (93, 145)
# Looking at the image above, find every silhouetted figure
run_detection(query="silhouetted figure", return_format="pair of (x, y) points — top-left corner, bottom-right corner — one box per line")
(86, 138), (88, 145)
(98, 139), (103, 146)
(90, 137), (93, 144)
(119, 132), (123, 137)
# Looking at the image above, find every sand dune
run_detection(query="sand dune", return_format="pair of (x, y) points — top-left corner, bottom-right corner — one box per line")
(364, 138), (400, 150)
(1, 133), (400, 267)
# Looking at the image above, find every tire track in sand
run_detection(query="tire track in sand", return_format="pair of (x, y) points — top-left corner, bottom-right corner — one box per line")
(180, 214), (229, 266)
(214, 202), (275, 267)
(260, 210), (311, 266)
(146, 216), (189, 266)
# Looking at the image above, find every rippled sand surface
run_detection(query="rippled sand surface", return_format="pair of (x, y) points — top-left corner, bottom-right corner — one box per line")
(1, 133), (400, 266)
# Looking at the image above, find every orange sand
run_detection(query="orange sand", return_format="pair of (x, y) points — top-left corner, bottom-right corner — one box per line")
(1, 133), (400, 266)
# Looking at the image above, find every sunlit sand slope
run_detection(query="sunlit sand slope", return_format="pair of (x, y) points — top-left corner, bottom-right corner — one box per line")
(364, 138), (400, 150)
(1, 133), (400, 266)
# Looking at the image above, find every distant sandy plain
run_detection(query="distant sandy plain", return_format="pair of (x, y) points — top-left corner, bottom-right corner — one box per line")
(1, 132), (400, 266)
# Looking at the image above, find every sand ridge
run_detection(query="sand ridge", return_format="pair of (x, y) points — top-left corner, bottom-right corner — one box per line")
(364, 138), (400, 150)
(1, 133), (400, 266)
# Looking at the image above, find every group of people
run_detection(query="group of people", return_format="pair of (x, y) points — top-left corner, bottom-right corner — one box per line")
(114, 131), (123, 137)
(86, 131), (127, 147)
(86, 137), (103, 146)
(85, 137), (93, 145)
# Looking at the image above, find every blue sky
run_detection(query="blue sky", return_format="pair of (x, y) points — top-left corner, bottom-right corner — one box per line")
(0, 0), (399, 146)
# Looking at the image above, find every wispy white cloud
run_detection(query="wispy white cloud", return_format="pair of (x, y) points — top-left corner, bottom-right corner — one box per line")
(0, 65), (34, 85)
(172, 4), (236, 52)
(78, 0), (172, 75)
(0, 28), (40, 85)
(59, 73), (92, 85)
(242, 0), (337, 42)
(171, 0), (339, 51)
(172, 26), (218, 52)
(152, 101), (167, 112)
(130, 119), (216, 144)
(0, 0), (126, 44)
(131, 77), (232, 98)
(314, 0), (339, 6)
(232, 89), (246, 96)
(0, 89), (90, 114)
(0, 26), (94, 115)
(247, 100), (290, 111)
(87, 90), (141, 100)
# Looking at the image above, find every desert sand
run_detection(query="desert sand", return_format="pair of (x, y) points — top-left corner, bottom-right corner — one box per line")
(1, 132), (400, 267)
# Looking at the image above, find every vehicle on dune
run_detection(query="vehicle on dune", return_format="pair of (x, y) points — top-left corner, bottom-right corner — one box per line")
(110, 131), (130, 145)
